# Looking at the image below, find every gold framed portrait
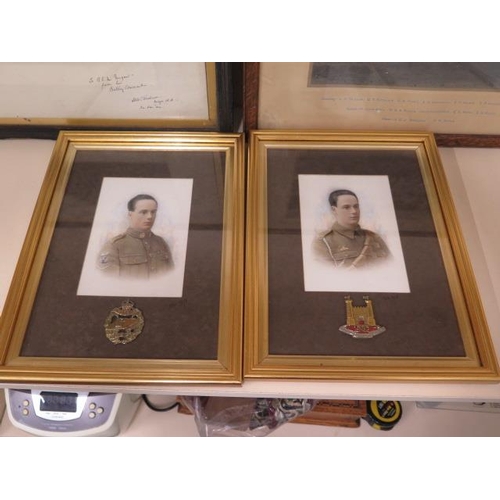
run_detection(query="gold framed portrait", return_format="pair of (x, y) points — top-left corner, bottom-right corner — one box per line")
(244, 130), (499, 381)
(0, 131), (245, 385)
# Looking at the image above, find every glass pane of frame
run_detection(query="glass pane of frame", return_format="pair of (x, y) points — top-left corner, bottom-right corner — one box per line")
(0, 131), (245, 385)
(244, 130), (499, 382)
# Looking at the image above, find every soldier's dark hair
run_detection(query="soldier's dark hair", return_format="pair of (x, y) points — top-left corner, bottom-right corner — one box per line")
(328, 189), (358, 207)
(128, 194), (158, 211)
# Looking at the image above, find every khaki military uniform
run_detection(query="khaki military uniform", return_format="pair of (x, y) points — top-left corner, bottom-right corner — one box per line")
(98, 228), (173, 279)
(313, 222), (390, 268)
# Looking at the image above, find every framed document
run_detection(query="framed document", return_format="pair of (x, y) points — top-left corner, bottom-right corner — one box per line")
(0, 62), (236, 136)
(245, 62), (500, 146)
(244, 130), (499, 381)
(0, 131), (245, 385)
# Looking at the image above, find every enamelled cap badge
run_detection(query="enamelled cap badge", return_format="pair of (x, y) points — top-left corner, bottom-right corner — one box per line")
(339, 295), (386, 339)
(104, 299), (145, 345)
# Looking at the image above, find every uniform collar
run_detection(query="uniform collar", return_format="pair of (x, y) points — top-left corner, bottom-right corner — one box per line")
(126, 227), (153, 239)
(333, 221), (361, 239)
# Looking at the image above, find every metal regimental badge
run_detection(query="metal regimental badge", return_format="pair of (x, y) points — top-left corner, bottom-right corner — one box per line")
(104, 300), (144, 345)
(339, 295), (386, 339)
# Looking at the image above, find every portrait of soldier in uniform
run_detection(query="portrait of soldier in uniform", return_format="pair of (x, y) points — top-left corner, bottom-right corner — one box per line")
(312, 189), (391, 269)
(299, 175), (409, 293)
(97, 194), (174, 279)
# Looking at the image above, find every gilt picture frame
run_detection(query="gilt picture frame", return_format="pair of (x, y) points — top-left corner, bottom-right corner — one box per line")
(0, 131), (245, 385)
(244, 130), (499, 381)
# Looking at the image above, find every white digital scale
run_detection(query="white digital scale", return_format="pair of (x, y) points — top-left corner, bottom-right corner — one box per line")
(5, 389), (141, 437)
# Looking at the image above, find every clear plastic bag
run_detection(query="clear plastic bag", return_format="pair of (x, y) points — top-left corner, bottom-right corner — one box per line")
(181, 396), (316, 437)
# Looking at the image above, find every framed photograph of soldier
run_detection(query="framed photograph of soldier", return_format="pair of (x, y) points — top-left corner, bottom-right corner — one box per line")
(77, 177), (193, 298)
(298, 174), (410, 293)
(244, 130), (499, 381)
(0, 131), (245, 385)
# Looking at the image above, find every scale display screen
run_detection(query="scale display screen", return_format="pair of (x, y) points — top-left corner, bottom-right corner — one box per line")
(39, 392), (78, 413)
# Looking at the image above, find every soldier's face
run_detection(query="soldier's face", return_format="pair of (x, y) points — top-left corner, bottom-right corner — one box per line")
(332, 194), (360, 229)
(128, 199), (158, 231)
